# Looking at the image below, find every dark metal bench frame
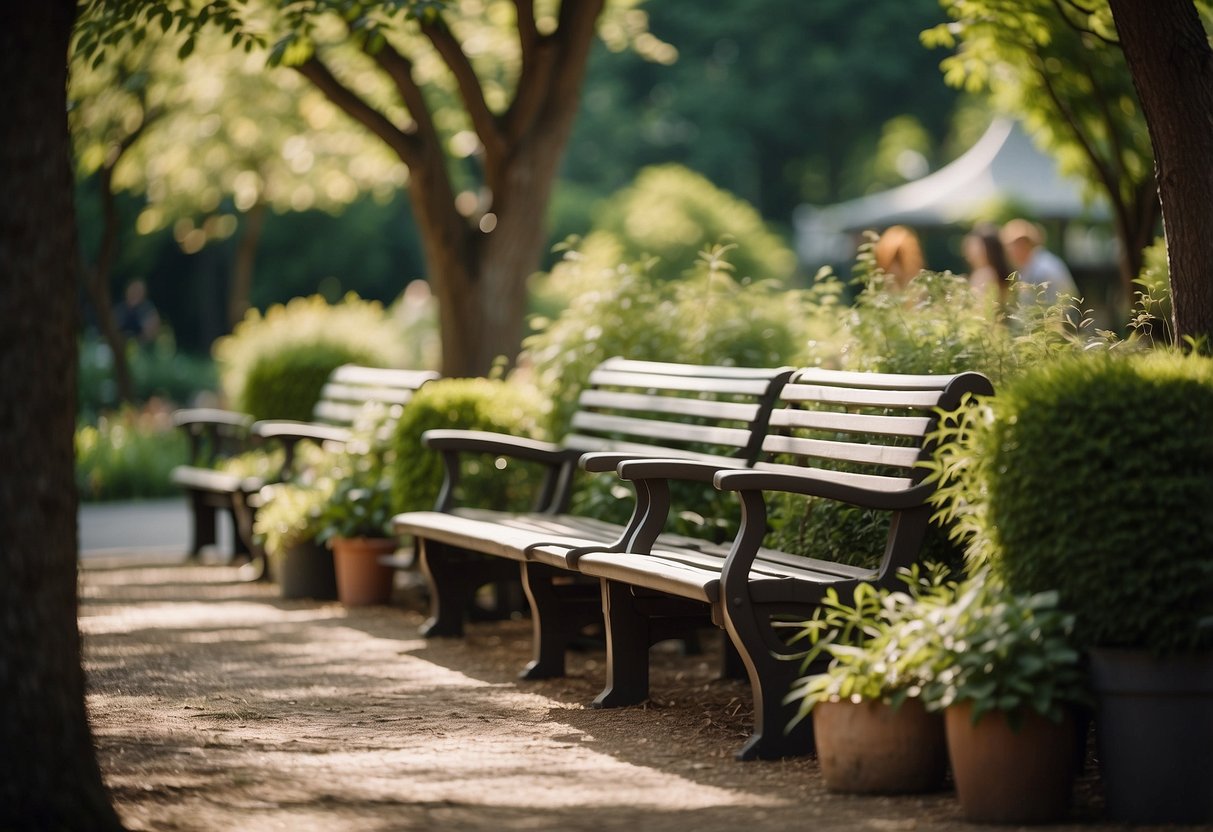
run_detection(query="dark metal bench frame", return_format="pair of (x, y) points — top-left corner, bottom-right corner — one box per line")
(550, 367), (994, 760)
(172, 364), (439, 577)
(391, 357), (794, 677)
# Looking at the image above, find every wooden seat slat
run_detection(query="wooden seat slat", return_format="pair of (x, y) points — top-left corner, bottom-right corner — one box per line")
(587, 368), (776, 397)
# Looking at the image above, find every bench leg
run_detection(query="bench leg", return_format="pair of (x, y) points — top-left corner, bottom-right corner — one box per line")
(417, 541), (522, 638)
(592, 579), (651, 709)
(519, 562), (601, 680)
(186, 491), (217, 559)
(724, 622), (815, 761)
(418, 540), (472, 638)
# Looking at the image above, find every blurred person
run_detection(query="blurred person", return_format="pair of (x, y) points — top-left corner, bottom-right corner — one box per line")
(873, 225), (925, 290)
(963, 222), (1012, 307)
(113, 279), (160, 345)
(1000, 219), (1078, 304)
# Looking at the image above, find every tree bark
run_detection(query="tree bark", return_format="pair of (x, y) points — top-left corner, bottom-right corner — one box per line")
(0, 3), (125, 830)
(228, 199), (267, 329)
(1108, 0), (1213, 347)
(300, 0), (604, 377)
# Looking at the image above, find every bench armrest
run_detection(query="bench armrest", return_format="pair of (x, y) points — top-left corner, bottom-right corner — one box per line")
(616, 458), (744, 484)
(252, 420), (352, 445)
(420, 429), (578, 513)
(172, 407), (253, 430)
(713, 469), (934, 512)
(171, 408), (254, 466)
(422, 429), (572, 465)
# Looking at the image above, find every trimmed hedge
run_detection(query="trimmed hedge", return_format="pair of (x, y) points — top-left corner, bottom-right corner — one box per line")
(948, 352), (1213, 653)
(389, 378), (547, 514)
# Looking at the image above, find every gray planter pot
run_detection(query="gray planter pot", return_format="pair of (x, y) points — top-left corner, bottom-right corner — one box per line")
(277, 539), (338, 601)
(1089, 648), (1213, 825)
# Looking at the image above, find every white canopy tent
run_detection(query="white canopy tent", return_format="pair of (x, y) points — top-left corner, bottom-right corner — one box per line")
(794, 118), (1108, 266)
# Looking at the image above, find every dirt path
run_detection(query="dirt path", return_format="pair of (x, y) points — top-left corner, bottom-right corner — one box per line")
(80, 559), (1120, 832)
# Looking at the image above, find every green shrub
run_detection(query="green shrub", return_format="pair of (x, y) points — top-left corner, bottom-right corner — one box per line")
(213, 293), (419, 417)
(240, 341), (378, 422)
(576, 163), (796, 286)
(76, 406), (186, 501)
(929, 351), (1213, 654)
(389, 378), (547, 514)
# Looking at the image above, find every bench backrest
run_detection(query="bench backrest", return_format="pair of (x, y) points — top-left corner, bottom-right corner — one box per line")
(310, 365), (441, 429)
(566, 358), (794, 465)
(755, 367), (994, 489)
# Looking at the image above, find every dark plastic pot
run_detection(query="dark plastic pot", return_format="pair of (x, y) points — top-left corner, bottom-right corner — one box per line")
(277, 539), (338, 600)
(1089, 648), (1213, 825)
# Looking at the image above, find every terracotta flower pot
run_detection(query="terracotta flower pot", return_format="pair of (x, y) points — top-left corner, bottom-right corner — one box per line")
(945, 702), (1077, 824)
(813, 698), (948, 794)
(330, 536), (398, 606)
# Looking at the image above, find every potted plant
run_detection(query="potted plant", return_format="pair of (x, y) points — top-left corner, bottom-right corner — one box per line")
(252, 480), (338, 600)
(785, 568), (950, 795)
(918, 575), (1088, 824)
(927, 352), (1213, 824)
(315, 420), (401, 607)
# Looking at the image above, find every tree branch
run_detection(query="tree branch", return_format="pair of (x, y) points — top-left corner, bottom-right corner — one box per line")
(503, 0), (603, 144)
(365, 37), (446, 159)
(294, 54), (420, 165)
(514, 0), (538, 55)
(1050, 0), (1120, 47)
(419, 17), (506, 161)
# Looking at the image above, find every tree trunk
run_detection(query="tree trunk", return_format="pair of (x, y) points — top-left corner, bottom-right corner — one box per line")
(1108, 0), (1213, 348)
(0, 4), (125, 830)
(228, 199), (267, 330)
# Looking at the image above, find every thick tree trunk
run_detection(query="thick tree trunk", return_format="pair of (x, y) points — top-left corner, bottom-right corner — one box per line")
(228, 199), (267, 329)
(1108, 0), (1213, 347)
(0, 4), (125, 830)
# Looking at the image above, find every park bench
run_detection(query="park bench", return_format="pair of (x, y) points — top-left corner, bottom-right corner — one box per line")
(390, 357), (795, 677)
(529, 367), (993, 760)
(171, 364), (439, 576)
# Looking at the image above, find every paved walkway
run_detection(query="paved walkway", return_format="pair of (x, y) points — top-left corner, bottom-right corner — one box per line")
(79, 497), (232, 561)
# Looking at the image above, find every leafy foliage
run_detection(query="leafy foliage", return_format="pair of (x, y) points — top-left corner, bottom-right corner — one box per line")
(786, 567), (1089, 731)
(213, 293), (417, 418)
(388, 377), (547, 514)
(580, 164), (796, 285)
(922, 0), (1158, 284)
(78, 334), (217, 419)
(241, 341), (378, 421)
(76, 406), (187, 501)
(916, 574), (1089, 727)
(564, 0), (961, 218)
(928, 352), (1213, 654)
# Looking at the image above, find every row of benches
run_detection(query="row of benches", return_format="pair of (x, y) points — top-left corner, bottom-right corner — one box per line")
(171, 358), (992, 759)
(390, 358), (993, 760)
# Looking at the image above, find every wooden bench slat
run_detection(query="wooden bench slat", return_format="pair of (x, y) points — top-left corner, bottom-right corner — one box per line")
(577, 389), (761, 423)
(761, 434), (924, 470)
(318, 382), (418, 406)
(767, 408), (933, 438)
(571, 412), (754, 449)
(588, 368), (776, 397)
(565, 435), (744, 467)
(753, 459), (915, 491)
(328, 366), (439, 387)
(599, 358), (790, 381)
(792, 367), (967, 390)
(779, 382), (947, 409)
